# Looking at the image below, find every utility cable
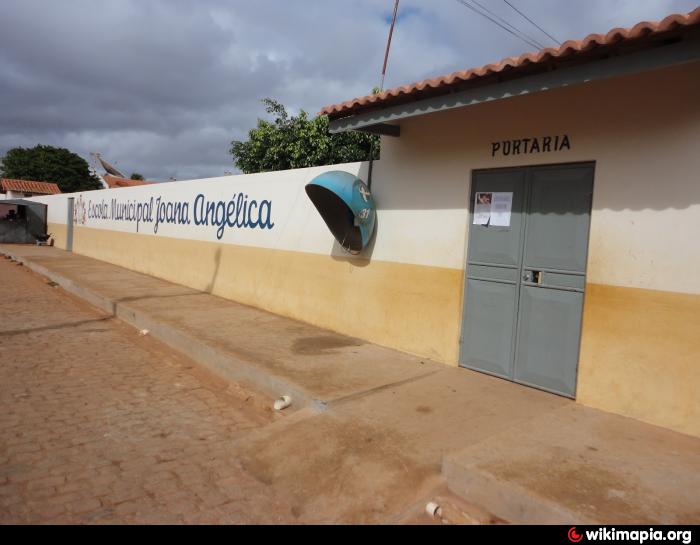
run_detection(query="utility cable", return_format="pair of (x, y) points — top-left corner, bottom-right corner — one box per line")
(453, 0), (543, 50)
(470, 0), (547, 49)
(502, 0), (562, 45)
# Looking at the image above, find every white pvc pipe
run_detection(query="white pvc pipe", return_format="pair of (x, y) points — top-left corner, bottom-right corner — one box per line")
(425, 502), (442, 520)
(274, 395), (292, 411)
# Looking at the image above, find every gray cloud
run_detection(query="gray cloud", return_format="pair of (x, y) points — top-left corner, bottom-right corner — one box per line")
(0, 0), (696, 180)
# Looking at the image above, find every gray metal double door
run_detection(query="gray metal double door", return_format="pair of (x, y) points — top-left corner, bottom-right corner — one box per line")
(460, 163), (594, 398)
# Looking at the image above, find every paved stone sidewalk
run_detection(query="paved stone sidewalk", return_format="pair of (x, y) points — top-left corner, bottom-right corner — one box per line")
(0, 257), (288, 524)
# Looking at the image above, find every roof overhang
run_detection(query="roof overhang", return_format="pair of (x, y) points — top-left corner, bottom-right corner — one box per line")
(328, 36), (700, 137)
(1, 199), (47, 208)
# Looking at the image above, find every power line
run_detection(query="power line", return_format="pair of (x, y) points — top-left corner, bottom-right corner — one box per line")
(380, 0), (400, 91)
(453, 0), (543, 51)
(369, 0), (400, 191)
(502, 0), (561, 46)
(470, 0), (547, 49)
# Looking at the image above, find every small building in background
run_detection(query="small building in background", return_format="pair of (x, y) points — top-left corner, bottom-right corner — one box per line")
(91, 153), (158, 189)
(102, 174), (156, 189)
(0, 179), (61, 200)
(0, 180), (59, 242)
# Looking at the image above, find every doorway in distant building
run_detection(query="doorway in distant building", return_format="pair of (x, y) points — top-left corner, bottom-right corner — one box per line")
(459, 163), (594, 398)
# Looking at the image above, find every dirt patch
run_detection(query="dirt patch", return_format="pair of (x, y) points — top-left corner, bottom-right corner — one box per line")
(237, 412), (439, 523)
(398, 487), (507, 524)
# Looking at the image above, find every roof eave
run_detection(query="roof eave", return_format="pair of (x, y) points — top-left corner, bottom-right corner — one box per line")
(328, 33), (700, 136)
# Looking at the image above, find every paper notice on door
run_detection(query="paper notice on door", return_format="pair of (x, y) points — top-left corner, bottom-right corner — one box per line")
(490, 192), (513, 227)
(474, 192), (493, 225)
(473, 192), (513, 227)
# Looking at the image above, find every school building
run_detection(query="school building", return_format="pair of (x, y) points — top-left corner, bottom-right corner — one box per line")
(30, 8), (700, 438)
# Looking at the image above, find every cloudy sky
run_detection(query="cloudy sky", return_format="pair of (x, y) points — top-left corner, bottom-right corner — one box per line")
(0, 0), (697, 181)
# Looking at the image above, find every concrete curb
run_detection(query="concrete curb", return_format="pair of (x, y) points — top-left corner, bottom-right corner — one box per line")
(2, 249), (321, 412)
(442, 451), (593, 524)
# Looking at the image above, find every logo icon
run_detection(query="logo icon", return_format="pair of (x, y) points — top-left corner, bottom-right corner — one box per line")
(74, 195), (87, 225)
(357, 182), (371, 203)
(568, 527), (584, 543)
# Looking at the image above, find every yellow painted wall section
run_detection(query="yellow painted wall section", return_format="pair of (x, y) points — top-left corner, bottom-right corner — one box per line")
(578, 284), (700, 437)
(58, 223), (463, 363)
(50, 223), (68, 250)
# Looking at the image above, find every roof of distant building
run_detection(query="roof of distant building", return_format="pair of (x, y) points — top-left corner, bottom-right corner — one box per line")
(103, 175), (157, 188)
(0, 179), (61, 195)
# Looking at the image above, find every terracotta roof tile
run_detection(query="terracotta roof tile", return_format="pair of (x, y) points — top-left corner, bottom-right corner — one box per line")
(103, 175), (156, 188)
(0, 179), (61, 195)
(320, 7), (700, 119)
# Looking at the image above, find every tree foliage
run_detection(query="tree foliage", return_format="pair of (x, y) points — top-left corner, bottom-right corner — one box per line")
(229, 99), (379, 174)
(0, 144), (102, 192)
(130, 173), (145, 180)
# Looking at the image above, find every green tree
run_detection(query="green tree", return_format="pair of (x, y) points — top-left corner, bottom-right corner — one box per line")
(0, 144), (102, 193)
(229, 98), (379, 174)
(130, 173), (145, 180)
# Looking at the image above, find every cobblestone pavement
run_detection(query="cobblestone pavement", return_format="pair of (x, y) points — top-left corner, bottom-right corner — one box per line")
(0, 257), (289, 524)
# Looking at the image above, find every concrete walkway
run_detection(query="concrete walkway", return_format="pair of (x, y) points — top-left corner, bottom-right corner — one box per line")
(2, 244), (699, 524)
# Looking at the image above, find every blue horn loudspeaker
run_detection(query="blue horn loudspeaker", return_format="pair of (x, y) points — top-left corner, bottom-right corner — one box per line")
(305, 171), (376, 255)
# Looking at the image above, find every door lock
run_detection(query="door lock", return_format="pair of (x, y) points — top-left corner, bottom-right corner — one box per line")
(522, 271), (544, 284)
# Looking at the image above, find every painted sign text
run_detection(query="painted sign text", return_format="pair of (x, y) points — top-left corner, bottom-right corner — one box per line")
(491, 135), (571, 158)
(84, 193), (275, 239)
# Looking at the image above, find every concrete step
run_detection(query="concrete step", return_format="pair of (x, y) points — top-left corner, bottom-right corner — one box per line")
(442, 404), (700, 525)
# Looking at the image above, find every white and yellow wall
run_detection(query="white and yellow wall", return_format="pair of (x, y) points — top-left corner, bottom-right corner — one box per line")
(32, 60), (700, 438)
